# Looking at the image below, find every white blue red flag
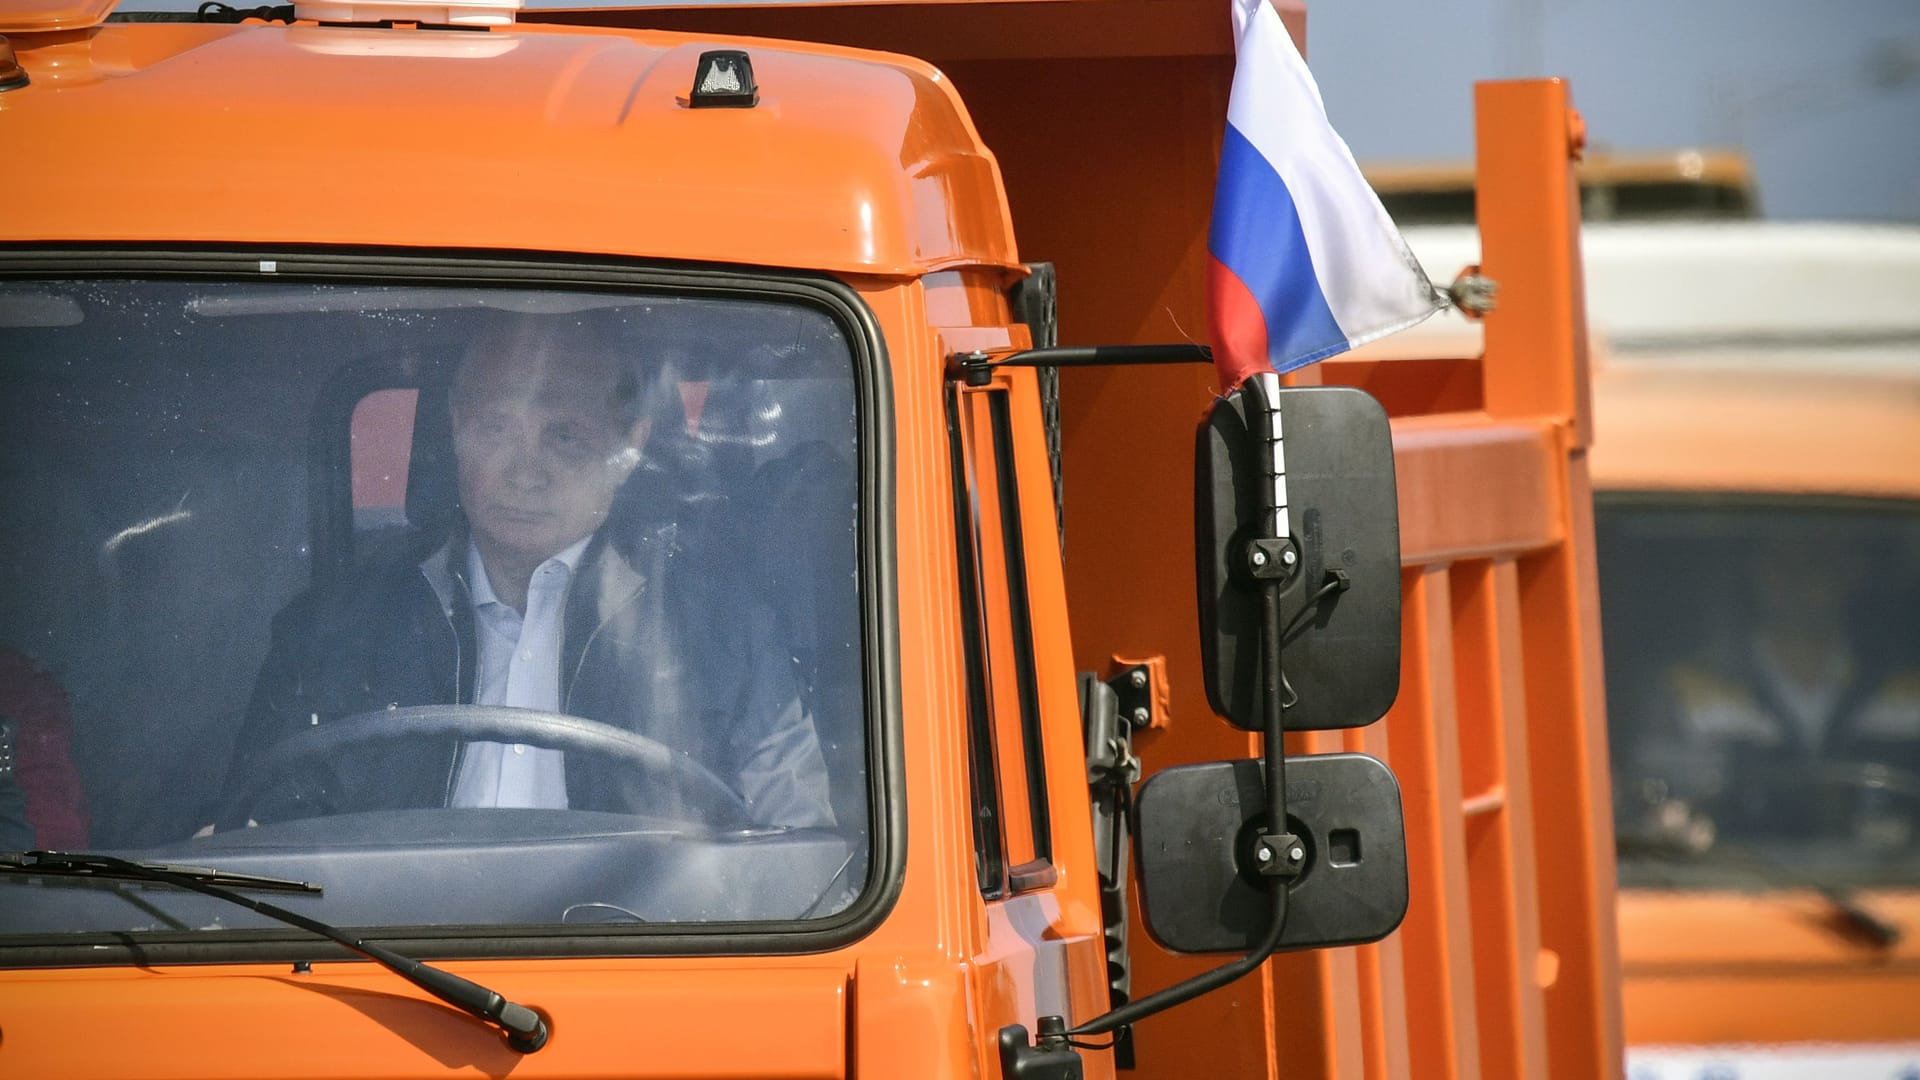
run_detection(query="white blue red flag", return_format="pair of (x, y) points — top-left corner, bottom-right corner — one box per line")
(1207, 0), (1443, 391)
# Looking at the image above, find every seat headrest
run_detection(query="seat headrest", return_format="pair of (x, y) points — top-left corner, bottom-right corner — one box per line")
(404, 384), (460, 536)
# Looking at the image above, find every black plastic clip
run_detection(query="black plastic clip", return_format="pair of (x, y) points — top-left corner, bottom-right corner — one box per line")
(957, 349), (996, 387)
(1252, 830), (1307, 881)
(1242, 537), (1299, 582)
(998, 1017), (1085, 1080)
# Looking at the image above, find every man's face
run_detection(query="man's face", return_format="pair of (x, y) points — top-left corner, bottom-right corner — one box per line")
(451, 341), (643, 573)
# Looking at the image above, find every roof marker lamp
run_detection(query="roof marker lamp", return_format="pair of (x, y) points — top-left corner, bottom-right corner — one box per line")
(0, 36), (28, 93)
(689, 49), (757, 109)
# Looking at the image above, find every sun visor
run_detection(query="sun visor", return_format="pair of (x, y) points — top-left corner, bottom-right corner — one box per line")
(295, 0), (522, 26)
(0, 0), (119, 33)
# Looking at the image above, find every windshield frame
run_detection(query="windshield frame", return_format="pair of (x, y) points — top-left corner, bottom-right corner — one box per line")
(0, 246), (906, 966)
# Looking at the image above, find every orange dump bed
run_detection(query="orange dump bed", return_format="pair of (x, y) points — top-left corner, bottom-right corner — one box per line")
(1030, 75), (1620, 1075)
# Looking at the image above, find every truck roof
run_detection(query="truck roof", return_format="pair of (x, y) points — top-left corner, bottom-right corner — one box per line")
(1401, 221), (1920, 360)
(1351, 221), (1920, 501)
(1, 12), (1020, 276)
(1366, 149), (1758, 225)
(1588, 361), (1920, 501)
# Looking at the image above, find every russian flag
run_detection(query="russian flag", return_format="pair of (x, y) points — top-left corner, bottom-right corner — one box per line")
(1207, 0), (1442, 391)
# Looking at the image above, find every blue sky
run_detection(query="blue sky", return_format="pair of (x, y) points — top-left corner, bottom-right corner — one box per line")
(1312, 0), (1920, 222)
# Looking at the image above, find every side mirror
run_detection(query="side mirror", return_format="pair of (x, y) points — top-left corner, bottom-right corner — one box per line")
(1133, 753), (1407, 953)
(1000, 367), (1412, 1053)
(1196, 385), (1401, 731)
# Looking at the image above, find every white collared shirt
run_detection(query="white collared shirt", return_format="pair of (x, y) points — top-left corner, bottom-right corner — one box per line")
(449, 535), (592, 808)
(1752, 635), (1854, 750)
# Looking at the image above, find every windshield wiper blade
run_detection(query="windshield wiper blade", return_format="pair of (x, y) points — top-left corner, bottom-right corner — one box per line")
(0, 850), (549, 1053)
(1, 850), (321, 894)
(1808, 881), (1903, 950)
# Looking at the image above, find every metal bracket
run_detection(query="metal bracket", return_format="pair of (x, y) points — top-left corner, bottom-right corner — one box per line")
(1081, 668), (1143, 1067)
(1105, 657), (1168, 734)
(1105, 665), (1152, 737)
(1447, 268), (1499, 318)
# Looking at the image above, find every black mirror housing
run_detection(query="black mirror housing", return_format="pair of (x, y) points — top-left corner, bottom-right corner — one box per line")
(1133, 753), (1408, 954)
(1196, 385), (1401, 731)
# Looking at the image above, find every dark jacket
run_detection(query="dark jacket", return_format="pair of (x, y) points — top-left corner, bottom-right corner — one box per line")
(220, 523), (835, 830)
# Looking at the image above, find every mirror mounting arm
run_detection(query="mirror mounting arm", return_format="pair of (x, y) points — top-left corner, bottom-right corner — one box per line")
(1046, 584), (1294, 1040)
(1041, 375), (1300, 1041)
(947, 344), (1213, 386)
(1244, 372), (1296, 865)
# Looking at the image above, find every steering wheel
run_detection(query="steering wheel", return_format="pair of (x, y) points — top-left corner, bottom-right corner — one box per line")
(1697, 756), (1920, 852)
(220, 705), (752, 829)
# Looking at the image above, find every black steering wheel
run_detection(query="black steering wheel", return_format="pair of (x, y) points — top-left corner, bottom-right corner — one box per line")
(221, 705), (752, 829)
(1697, 755), (1920, 850)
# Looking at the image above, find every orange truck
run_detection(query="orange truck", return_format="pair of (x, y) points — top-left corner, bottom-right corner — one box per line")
(1576, 226), (1920, 1075)
(0, 0), (1621, 1075)
(1375, 214), (1920, 1073)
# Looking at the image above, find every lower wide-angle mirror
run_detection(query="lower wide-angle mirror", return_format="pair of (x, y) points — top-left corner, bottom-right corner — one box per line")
(1133, 753), (1408, 954)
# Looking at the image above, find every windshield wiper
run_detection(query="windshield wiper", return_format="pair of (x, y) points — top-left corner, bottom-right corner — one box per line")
(1, 850), (322, 893)
(1617, 834), (1903, 950)
(1, 850), (549, 1053)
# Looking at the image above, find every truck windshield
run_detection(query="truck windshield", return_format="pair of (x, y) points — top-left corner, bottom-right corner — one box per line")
(1599, 497), (1920, 890)
(0, 276), (870, 939)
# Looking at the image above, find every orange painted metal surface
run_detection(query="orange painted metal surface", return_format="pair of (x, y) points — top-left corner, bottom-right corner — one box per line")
(1, 961), (853, 1079)
(1389, 416), (1565, 565)
(0, 0), (113, 31)
(1618, 892), (1920, 1045)
(1037, 72), (1622, 1077)
(1, 3), (1625, 1078)
(1472, 81), (1622, 1080)
(1, 21), (1017, 276)
(1589, 361), (1920, 500)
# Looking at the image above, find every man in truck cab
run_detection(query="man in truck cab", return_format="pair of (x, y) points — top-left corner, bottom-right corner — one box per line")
(214, 314), (836, 832)
(1622, 530), (1920, 851)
